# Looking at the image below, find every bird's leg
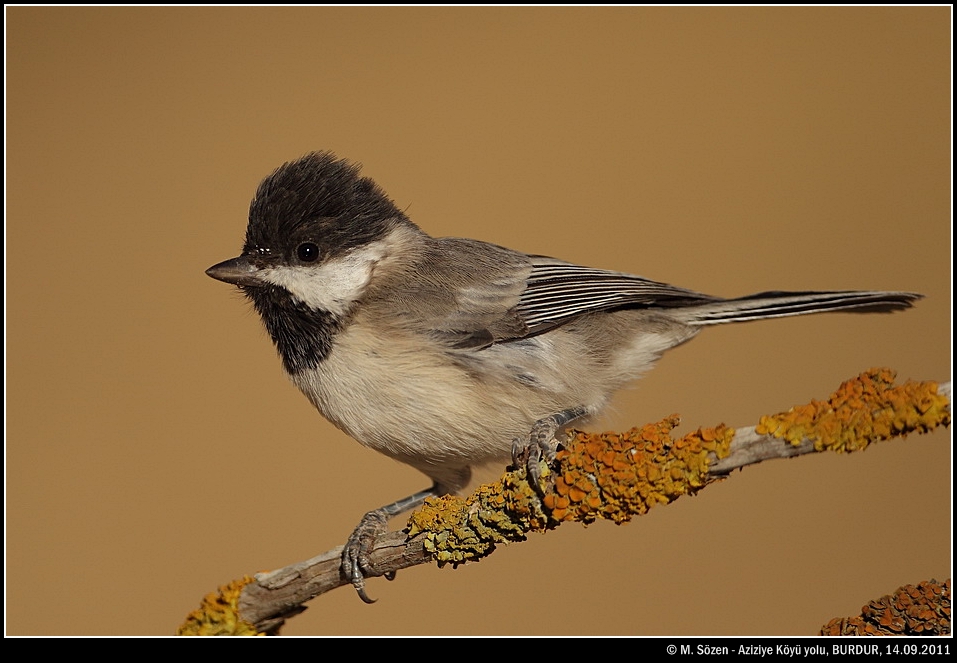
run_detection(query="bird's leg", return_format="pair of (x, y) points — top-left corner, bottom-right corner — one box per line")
(342, 485), (439, 604)
(512, 406), (589, 493)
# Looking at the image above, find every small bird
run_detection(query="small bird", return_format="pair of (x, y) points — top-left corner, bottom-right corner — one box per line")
(207, 152), (920, 602)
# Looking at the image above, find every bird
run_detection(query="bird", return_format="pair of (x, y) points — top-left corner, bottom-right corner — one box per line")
(206, 151), (920, 602)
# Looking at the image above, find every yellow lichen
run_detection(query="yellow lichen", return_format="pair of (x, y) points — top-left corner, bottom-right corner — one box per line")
(756, 369), (950, 453)
(406, 467), (549, 566)
(177, 576), (263, 636)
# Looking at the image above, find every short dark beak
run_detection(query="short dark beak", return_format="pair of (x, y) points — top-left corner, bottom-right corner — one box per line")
(205, 256), (265, 287)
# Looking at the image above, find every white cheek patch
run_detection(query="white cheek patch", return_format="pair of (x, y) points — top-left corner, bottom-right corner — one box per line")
(260, 242), (387, 316)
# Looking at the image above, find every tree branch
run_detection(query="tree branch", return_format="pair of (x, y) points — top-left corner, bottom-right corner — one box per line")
(820, 579), (951, 635)
(178, 368), (950, 635)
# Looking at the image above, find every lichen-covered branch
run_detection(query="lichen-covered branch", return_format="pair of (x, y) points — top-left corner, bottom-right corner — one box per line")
(405, 417), (736, 565)
(178, 368), (950, 635)
(820, 579), (951, 635)
(710, 368), (950, 474)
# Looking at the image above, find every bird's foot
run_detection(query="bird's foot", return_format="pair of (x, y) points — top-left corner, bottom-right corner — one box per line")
(342, 509), (390, 604)
(512, 406), (588, 494)
(341, 486), (439, 603)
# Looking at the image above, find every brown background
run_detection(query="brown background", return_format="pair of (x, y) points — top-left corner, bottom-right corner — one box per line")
(6, 7), (950, 636)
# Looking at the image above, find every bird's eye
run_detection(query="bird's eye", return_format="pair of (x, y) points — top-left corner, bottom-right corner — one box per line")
(296, 242), (320, 263)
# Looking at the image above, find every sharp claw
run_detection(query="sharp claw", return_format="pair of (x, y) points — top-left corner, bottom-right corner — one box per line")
(511, 437), (527, 468)
(355, 580), (377, 604)
(346, 548), (377, 603)
(527, 441), (545, 492)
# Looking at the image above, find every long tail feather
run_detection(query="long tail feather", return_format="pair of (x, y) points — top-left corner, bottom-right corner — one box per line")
(672, 291), (922, 326)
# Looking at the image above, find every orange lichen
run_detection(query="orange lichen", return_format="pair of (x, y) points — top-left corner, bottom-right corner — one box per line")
(407, 416), (735, 565)
(820, 579), (951, 636)
(546, 417), (734, 524)
(177, 576), (263, 636)
(756, 369), (950, 452)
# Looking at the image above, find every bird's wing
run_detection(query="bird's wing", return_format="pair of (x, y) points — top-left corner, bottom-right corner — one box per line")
(406, 238), (532, 349)
(515, 256), (719, 335)
(404, 241), (717, 350)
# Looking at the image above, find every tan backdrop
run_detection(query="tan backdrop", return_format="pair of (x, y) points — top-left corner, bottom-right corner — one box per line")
(6, 7), (950, 636)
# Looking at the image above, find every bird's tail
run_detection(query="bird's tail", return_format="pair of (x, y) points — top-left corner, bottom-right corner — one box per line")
(669, 290), (922, 326)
